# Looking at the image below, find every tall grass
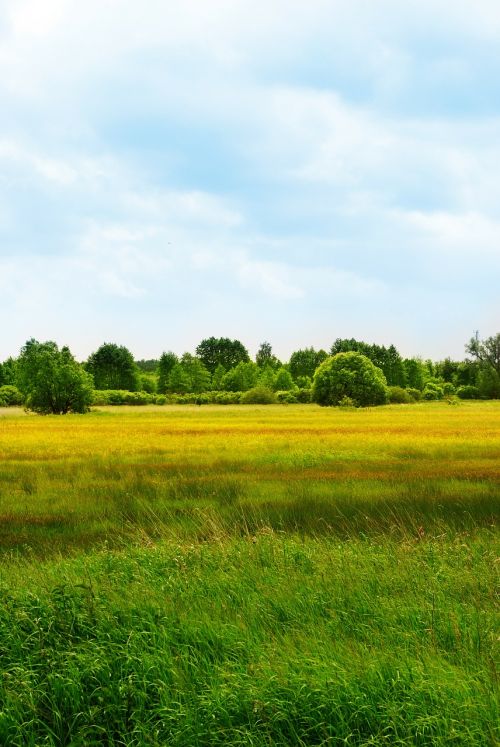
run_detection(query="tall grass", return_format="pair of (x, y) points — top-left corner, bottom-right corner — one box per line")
(0, 402), (498, 552)
(0, 402), (498, 744)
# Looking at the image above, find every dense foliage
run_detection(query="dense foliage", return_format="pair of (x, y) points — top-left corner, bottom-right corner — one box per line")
(16, 339), (93, 414)
(1, 333), (498, 412)
(86, 343), (139, 391)
(313, 352), (389, 406)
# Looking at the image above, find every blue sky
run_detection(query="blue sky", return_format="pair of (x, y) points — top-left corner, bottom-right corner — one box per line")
(1, 0), (499, 362)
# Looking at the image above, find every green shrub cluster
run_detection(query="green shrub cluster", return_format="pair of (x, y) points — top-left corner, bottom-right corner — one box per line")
(388, 386), (412, 404)
(0, 385), (24, 406)
(457, 385), (479, 400)
(92, 390), (157, 406)
(422, 382), (444, 400)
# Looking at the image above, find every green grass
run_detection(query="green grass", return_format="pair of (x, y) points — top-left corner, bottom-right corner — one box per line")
(0, 402), (498, 744)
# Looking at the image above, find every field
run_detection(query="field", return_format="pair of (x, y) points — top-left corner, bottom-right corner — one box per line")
(0, 402), (498, 745)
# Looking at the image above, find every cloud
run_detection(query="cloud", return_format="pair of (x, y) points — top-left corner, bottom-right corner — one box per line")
(1, 0), (499, 359)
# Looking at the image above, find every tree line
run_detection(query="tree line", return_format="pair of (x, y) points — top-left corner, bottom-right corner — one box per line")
(0, 333), (498, 413)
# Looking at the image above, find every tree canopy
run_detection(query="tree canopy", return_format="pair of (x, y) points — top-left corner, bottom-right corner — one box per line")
(312, 352), (388, 407)
(196, 337), (249, 374)
(17, 339), (93, 414)
(86, 343), (139, 391)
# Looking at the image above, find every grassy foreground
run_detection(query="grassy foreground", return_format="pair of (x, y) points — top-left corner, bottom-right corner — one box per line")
(0, 403), (498, 745)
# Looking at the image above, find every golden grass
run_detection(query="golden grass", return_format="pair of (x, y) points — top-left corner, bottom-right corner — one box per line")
(0, 402), (498, 552)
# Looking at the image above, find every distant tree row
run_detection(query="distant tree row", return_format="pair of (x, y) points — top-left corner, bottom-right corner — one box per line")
(1, 333), (498, 413)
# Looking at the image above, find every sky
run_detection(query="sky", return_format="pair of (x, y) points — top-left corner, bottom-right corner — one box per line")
(1, 0), (499, 362)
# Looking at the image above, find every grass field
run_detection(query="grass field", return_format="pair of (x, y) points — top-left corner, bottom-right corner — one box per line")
(0, 402), (498, 745)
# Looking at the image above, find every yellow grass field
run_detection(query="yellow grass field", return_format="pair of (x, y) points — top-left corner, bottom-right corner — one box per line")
(0, 401), (498, 744)
(0, 401), (498, 552)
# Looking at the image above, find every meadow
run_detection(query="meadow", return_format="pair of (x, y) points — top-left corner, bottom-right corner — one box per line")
(0, 402), (498, 745)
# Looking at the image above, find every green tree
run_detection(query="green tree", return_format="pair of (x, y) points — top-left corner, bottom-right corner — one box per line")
(17, 339), (93, 414)
(466, 332), (500, 376)
(403, 358), (425, 391)
(312, 352), (388, 407)
(257, 365), (277, 390)
(221, 361), (258, 392)
(157, 352), (179, 393)
(86, 343), (139, 391)
(139, 372), (157, 393)
(289, 348), (328, 381)
(331, 339), (405, 386)
(196, 337), (249, 374)
(274, 367), (294, 391)
(256, 342), (281, 369)
(180, 354), (211, 393)
(167, 364), (191, 394)
(211, 364), (226, 391)
(135, 359), (159, 372)
(1, 357), (18, 386)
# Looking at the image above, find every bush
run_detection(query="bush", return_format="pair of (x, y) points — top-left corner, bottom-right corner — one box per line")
(0, 385), (24, 406)
(154, 394), (167, 405)
(92, 390), (154, 406)
(275, 390), (298, 404)
(213, 391), (242, 404)
(442, 382), (456, 397)
(388, 386), (412, 404)
(457, 385), (479, 400)
(338, 396), (356, 408)
(240, 386), (276, 404)
(406, 387), (422, 402)
(312, 352), (388, 407)
(296, 388), (312, 403)
(422, 383), (444, 400)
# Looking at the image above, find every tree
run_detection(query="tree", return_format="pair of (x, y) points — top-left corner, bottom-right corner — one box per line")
(331, 338), (405, 386)
(289, 348), (328, 381)
(167, 364), (191, 394)
(196, 337), (249, 374)
(312, 352), (388, 407)
(257, 365), (277, 390)
(86, 343), (139, 391)
(17, 339), (93, 414)
(135, 359), (159, 372)
(403, 358), (425, 391)
(179, 354), (211, 393)
(466, 332), (500, 376)
(211, 364), (226, 391)
(157, 352), (179, 393)
(221, 361), (258, 392)
(256, 342), (281, 370)
(274, 367), (294, 391)
(1, 357), (18, 386)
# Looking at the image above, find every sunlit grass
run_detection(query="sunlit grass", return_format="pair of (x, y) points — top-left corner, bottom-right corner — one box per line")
(0, 402), (498, 551)
(0, 402), (498, 744)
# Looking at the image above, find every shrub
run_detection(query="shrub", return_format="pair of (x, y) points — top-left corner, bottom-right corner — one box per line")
(240, 386), (276, 404)
(92, 390), (154, 406)
(154, 394), (167, 405)
(422, 382), (444, 400)
(406, 387), (422, 402)
(275, 390), (298, 404)
(312, 352), (388, 407)
(295, 388), (312, 403)
(0, 385), (24, 406)
(213, 391), (242, 405)
(388, 386), (412, 404)
(123, 391), (154, 405)
(338, 396), (356, 408)
(442, 382), (456, 397)
(457, 385), (479, 400)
